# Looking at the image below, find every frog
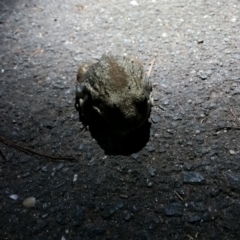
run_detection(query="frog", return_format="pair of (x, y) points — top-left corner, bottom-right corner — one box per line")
(75, 54), (153, 132)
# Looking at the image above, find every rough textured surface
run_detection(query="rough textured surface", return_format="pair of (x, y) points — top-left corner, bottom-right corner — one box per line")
(75, 54), (153, 131)
(0, 0), (240, 239)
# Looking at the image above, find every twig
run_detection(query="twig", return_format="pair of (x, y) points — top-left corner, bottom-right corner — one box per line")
(0, 136), (75, 161)
(200, 118), (205, 123)
(174, 191), (183, 201)
(230, 108), (237, 122)
(157, 105), (166, 111)
(216, 126), (240, 131)
(29, 49), (44, 58)
(187, 235), (194, 240)
(147, 58), (155, 78)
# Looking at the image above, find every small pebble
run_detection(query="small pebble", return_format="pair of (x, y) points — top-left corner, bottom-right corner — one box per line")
(183, 172), (205, 184)
(130, 0), (139, 6)
(151, 115), (160, 123)
(131, 205), (139, 213)
(56, 163), (64, 171)
(9, 194), (18, 200)
(163, 99), (169, 105)
(148, 166), (156, 176)
(227, 173), (240, 192)
(188, 214), (201, 223)
(164, 202), (183, 217)
(184, 163), (193, 171)
(229, 150), (237, 155)
(123, 211), (131, 221)
(41, 166), (47, 172)
(198, 70), (207, 80)
(145, 145), (155, 152)
(73, 174), (78, 182)
(131, 153), (139, 159)
(74, 53), (83, 62)
(23, 197), (36, 208)
(146, 179), (153, 187)
(119, 194), (129, 199)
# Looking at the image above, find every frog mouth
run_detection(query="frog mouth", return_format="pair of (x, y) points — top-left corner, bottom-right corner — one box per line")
(92, 101), (152, 131)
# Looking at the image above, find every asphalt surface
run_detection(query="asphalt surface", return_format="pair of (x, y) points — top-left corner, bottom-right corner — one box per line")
(0, 0), (240, 239)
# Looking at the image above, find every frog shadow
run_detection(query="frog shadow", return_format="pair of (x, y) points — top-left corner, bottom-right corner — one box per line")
(78, 109), (151, 155)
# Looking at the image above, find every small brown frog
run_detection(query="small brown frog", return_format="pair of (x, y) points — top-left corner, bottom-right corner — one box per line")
(75, 54), (153, 132)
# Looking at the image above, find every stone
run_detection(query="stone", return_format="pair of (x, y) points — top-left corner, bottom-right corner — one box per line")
(56, 163), (64, 171)
(151, 115), (160, 123)
(198, 70), (208, 80)
(148, 166), (156, 176)
(229, 150), (237, 155)
(184, 163), (193, 171)
(41, 166), (48, 172)
(19, 156), (31, 163)
(73, 174), (78, 182)
(145, 145), (155, 152)
(131, 153), (139, 159)
(188, 214), (201, 223)
(163, 99), (169, 105)
(23, 197), (36, 208)
(86, 146), (93, 160)
(131, 205), (139, 213)
(74, 53), (83, 62)
(183, 172), (205, 184)
(119, 194), (129, 199)
(9, 194), (18, 200)
(130, 1), (139, 6)
(123, 211), (131, 221)
(172, 115), (183, 121)
(227, 173), (240, 192)
(164, 202), (183, 217)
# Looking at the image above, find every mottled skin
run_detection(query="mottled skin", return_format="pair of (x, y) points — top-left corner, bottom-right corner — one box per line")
(75, 54), (153, 131)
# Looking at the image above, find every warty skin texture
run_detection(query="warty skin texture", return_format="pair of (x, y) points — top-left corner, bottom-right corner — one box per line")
(75, 54), (153, 131)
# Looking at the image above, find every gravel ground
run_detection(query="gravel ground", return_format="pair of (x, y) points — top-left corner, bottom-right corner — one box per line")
(1, 0), (240, 239)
